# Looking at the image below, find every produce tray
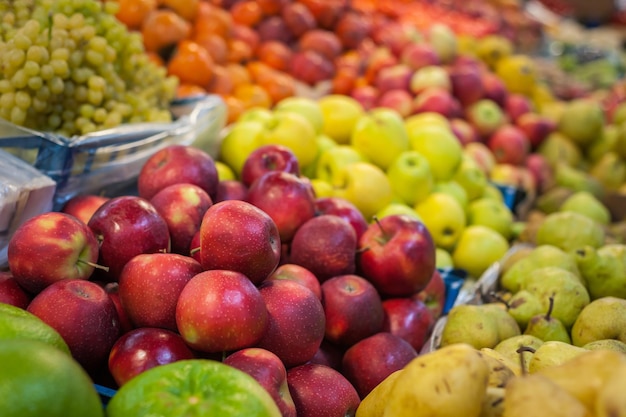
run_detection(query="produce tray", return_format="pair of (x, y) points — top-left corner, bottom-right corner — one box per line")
(0, 94), (227, 210)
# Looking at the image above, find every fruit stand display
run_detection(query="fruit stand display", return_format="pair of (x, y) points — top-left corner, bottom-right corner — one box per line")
(2, 0), (626, 416)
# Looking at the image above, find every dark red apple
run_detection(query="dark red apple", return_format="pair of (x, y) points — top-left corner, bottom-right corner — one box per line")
(240, 144), (300, 188)
(313, 197), (369, 241)
(60, 194), (110, 225)
(215, 179), (248, 203)
(481, 71), (509, 108)
(525, 153), (556, 193)
(487, 124), (531, 166)
(449, 63), (484, 107)
(281, 2), (316, 38)
(299, 29), (343, 61)
(266, 263), (322, 300)
(308, 340), (345, 370)
(515, 111), (557, 149)
(290, 50), (335, 85)
(0, 271), (31, 309)
(189, 230), (201, 262)
(257, 15), (294, 44)
(413, 268), (447, 320)
(381, 297), (435, 352)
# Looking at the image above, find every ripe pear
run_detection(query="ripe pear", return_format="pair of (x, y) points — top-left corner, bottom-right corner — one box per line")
(479, 387), (506, 417)
(535, 211), (605, 253)
(382, 343), (490, 417)
(589, 151), (626, 192)
(480, 348), (523, 377)
(534, 186), (575, 214)
(478, 350), (517, 388)
(595, 362), (626, 417)
(537, 132), (582, 168)
(356, 369), (403, 417)
(527, 341), (588, 373)
(494, 335), (544, 373)
(582, 339), (626, 353)
(554, 163), (605, 199)
(523, 295), (572, 343)
(571, 296), (626, 347)
(557, 98), (605, 147)
(559, 191), (611, 225)
(588, 124), (619, 163)
(575, 244), (626, 300)
(441, 303), (521, 349)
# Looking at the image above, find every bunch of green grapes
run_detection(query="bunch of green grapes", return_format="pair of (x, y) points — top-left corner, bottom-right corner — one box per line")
(0, 0), (179, 137)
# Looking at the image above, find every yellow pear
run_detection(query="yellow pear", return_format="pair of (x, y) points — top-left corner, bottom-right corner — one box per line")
(478, 350), (517, 388)
(595, 363), (626, 417)
(479, 387), (506, 417)
(527, 341), (588, 373)
(356, 369), (403, 417)
(480, 347), (522, 377)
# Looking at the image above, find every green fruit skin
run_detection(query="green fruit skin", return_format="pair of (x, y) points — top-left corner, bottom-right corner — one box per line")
(575, 245), (626, 300)
(536, 211), (605, 253)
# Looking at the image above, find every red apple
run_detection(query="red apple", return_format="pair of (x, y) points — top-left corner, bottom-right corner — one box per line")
(176, 269), (269, 353)
(27, 279), (120, 372)
(189, 230), (201, 262)
(290, 215), (357, 283)
(290, 50), (335, 85)
(364, 47), (398, 83)
(341, 332), (417, 399)
(308, 339), (345, 370)
(257, 15), (294, 44)
(450, 117), (480, 146)
(413, 268), (447, 320)
(515, 112), (557, 149)
(281, 2), (316, 38)
(313, 197), (369, 241)
(256, 279), (326, 368)
(199, 200), (281, 285)
(150, 183), (213, 255)
(321, 274), (385, 347)
(504, 93), (533, 123)
(358, 215), (436, 297)
(374, 64), (413, 94)
(266, 263), (322, 300)
(246, 171), (316, 243)
(400, 42), (440, 71)
(104, 282), (135, 334)
(465, 98), (506, 138)
(108, 327), (195, 387)
(8, 211), (100, 294)
(412, 87), (461, 118)
(381, 297), (434, 352)
(335, 11), (372, 50)
(240, 144), (301, 188)
(481, 71), (509, 108)
(525, 153), (556, 193)
(60, 194), (110, 225)
(372, 21), (420, 57)
(299, 29), (343, 61)
(377, 89), (413, 118)
(88, 196), (171, 281)
(449, 63), (484, 107)
(287, 363), (360, 417)
(298, 0), (348, 29)
(350, 85), (380, 111)
(487, 124), (531, 166)
(224, 348), (297, 417)
(137, 144), (219, 201)
(0, 271), (31, 309)
(118, 253), (203, 331)
(215, 179), (248, 203)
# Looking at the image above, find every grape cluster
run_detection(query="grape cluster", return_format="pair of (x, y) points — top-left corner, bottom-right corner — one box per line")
(0, 0), (179, 137)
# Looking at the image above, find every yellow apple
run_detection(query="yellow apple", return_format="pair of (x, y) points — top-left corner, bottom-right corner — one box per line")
(404, 112), (451, 132)
(452, 155), (488, 201)
(257, 112), (318, 168)
(436, 247), (454, 269)
(274, 96), (324, 134)
(374, 202), (423, 222)
(452, 225), (509, 279)
(237, 107), (274, 124)
(332, 162), (393, 221)
(467, 197), (514, 240)
(219, 121), (265, 176)
(301, 134), (338, 179)
(310, 178), (334, 198)
(215, 161), (236, 181)
(432, 180), (469, 211)
(415, 192), (467, 251)
(407, 124), (463, 181)
(315, 145), (368, 183)
(386, 150), (434, 206)
(318, 94), (365, 144)
(481, 183), (505, 203)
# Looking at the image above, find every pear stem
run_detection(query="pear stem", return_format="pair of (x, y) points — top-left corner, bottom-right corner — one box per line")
(545, 294), (555, 321)
(77, 259), (109, 272)
(372, 216), (391, 241)
(516, 346), (536, 376)
(488, 291), (510, 310)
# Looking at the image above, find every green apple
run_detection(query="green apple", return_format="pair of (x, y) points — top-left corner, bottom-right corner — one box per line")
(436, 247), (454, 269)
(558, 98), (605, 147)
(318, 94), (365, 144)
(315, 145), (368, 183)
(302, 134), (338, 178)
(415, 192), (467, 251)
(374, 202), (423, 222)
(257, 112), (318, 168)
(404, 112), (451, 131)
(350, 107), (410, 170)
(215, 161), (236, 181)
(467, 197), (514, 240)
(452, 155), (488, 202)
(386, 150), (434, 206)
(406, 124), (463, 181)
(237, 107), (274, 124)
(481, 183), (505, 203)
(432, 180), (469, 211)
(332, 161), (394, 221)
(219, 121), (265, 176)
(310, 178), (334, 198)
(274, 96), (324, 134)
(452, 225), (510, 279)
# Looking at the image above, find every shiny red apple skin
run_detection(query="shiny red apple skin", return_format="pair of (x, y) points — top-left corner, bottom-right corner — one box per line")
(358, 214), (436, 297)
(413, 268), (447, 320)
(150, 183), (213, 255)
(88, 196), (171, 281)
(449, 63), (484, 107)
(118, 253), (203, 331)
(224, 348), (297, 417)
(27, 279), (120, 373)
(287, 363), (360, 417)
(108, 327), (195, 387)
(176, 270), (269, 353)
(199, 200), (281, 285)
(214, 179), (248, 203)
(256, 279), (326, 368)
(137, 144), (219, 201)
(341, 332), (418, 398)
(104, 282), (135, 334)
(321, 274), (385, 347)
(382, 297), (435, 352)
(266, 263), (322, 300)
(314, 197), (369, 241)
(60, 194), (110, 225)
(8, 211), (100, 294)
(0, 271), (31, 309)
(487, 124), (531, 166)
(240, 144), (301, 188)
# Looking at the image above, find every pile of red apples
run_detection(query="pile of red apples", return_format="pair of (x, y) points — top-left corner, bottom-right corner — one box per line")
(2, 143), (445, 416)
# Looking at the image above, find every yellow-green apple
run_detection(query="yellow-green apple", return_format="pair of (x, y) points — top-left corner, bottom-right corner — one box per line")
(287, 363), (360, 417)
(290, 50), (334, 85)
(358, 214), (436, 297)
(0, 271), (31, 309)
(117, 253), (203, 331)
(435, 247), (454, 269)
(240, 144), (301, 188)
(341, 332), (417, 399)
(237, 107), (274, 124)
(467, 197), (514, 239)
(215, 179), (248, 203)
(407, 124), (463, 181)
(504, 93), (533, 123)
(405, 111), (450, 131)
(219, 121), (265, 176)
(334, 10), (373, 49)
(515, 111), (557, 150)
(215, 161), (236, 181)
(377, 89), (414, 118)
(27, 279), (120, 373)
(426, 23), (458, 64)
(374, 64), (413, 94)
(103, 282), (134, 334)
(415, 192), (467, 251)
(290, 215), (357, 282)
(350, 85), (380, 111)
(266, 263), (322, 300)
(318, 94), (365, 144)
(138, 144), (219, 201)
(350, 107), (410, 170)
(88, 196), (171, 281)
(449, 62), (484, 107)
(465, 98), (506, 138)
(375, 202), (422, 221)
(313, 196), (369, 240)
(386, 150), (434, 206)
(321, 274), (385, 347)
(223, 348), (297, 417)
(274, 96), (324, 134)
(401, 42), (440, 71)
(412, 87), (462, 120)
(246, 171), (316, 243)
(332, 161), (394, 221)
(8, 212), (101, 294)
(199, 200), (281, 285)
(298, 29), (342, 61)
(61, 194), (110, 225)
(108, 327), (195, 387)
(432, 180), (469, 210)
(150, 183), (213, 255)
(409, 66), (451, 95)
(257, 112), (318, 168)
(256, 279), (326, 368)
(487, 124), (531, 166)
(175, 270), (269, 353)
(315, 145), (368, 183)
(525, 153), (556, 193)
(381, 296), (434, 352)
(302, 134), (337, 179)
(282, 2), (316, 38)
(452, 225), (510, 279)
(480, 71), (509, 108)
(310, 178), (333, 198)
(452, 155), (489, 201)
(413, 268), (447, 320)
(463, 142), (497, 176)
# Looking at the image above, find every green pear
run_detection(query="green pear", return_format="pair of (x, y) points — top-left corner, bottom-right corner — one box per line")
(589, 151), (626, 192)
(554, 162), (605, 199)
(557, 98), (605, 147)
(527, 341), (588, 373)
(507, 290), (545, 330)
(493, 334), (544, 372)
(559, 191), (611, 225)
(575, 244), (626, 300)
(535, 211), (605, 253)
(588, 123), (619, 163)
(500, 245), (581, 293)
(534, 186), (575, 214)
(440, 303), (521, 349)
(467, 197), (514, 240)
(582, 339), (626, 353)
(571, 296), (626, 347)
(523, 295), (572, 343)
(538, 132), (582, 168)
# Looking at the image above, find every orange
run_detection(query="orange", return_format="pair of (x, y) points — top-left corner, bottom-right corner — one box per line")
(158, 0), (200, 22)
(167, 40), (215, 88)
(142, 9), (192, 53)
(231, 1), (264, 27)
(116, 0), (157, 30)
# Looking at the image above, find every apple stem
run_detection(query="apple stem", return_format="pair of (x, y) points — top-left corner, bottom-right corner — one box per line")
(516, 346), (536, 376)
(488, 291), (510, 310)
(356, 245), (370, 254)
(190, 247), (200, 256)
(372, 216), (390, 241)
(78, 259), (109, 272)
(545, 294), (555, 320)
